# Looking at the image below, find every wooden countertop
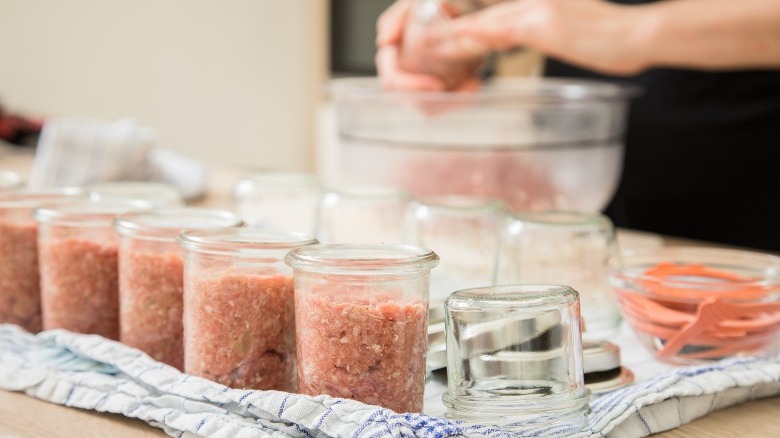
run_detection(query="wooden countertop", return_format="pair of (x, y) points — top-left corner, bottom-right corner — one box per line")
(2, 388), (778, 437)
(1, 144), (778, 437)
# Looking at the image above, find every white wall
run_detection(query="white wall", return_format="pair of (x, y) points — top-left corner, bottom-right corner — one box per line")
(0, 0), (328, 171)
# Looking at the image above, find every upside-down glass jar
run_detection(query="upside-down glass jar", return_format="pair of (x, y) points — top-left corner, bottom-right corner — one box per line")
(443, 284), (590, 432)
(0, 188), (83, 332)
(114, 208), (242, 370)
(178, 228), (317, 391)
(35, 200), (151, 339)
(285, 244), (439, 413)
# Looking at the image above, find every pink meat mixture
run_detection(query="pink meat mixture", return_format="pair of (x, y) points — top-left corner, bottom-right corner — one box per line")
(120, 249), (184, 370)
(0, 221), (42, 332)
(39, 237), (120, 339)
(185, 271), (296, 391)
(296, 286), (428, 413)
(399, 152), (558, 211)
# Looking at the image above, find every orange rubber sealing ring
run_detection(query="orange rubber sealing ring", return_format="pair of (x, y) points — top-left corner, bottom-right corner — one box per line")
(619, 262), (780, 361)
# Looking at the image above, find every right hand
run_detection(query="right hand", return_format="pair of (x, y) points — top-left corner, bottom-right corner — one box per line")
(375, 0), (485, 92)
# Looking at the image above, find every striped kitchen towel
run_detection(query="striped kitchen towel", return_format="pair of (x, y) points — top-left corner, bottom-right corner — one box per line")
(27, 117), (207, 201)
(29, 117), (159, 188)
(1, 324), (779, 438)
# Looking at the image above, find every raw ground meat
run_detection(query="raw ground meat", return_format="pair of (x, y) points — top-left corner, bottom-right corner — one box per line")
(399, 152), (558, 211)
(119, 247), (184, 370)
(295, 285), (428, 413)
(39, 236), (120, 339)
(184, 270), (297, 391)
(0, 220), (41, 332)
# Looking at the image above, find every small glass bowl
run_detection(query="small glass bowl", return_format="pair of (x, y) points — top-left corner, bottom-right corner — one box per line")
(608, 246), (780, 364)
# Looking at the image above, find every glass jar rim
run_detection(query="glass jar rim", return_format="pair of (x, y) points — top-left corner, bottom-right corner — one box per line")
(34, 199), (153, 227)
(0, 187), (83, 209)
(86, 181), (183, 208)
(233, 171), (319, 199)
(511, 210), (613, 228)
(178, 227), (317, 256)
(411, 195), (509, 215)
(329, 77), (641, 104)
(446, 284), (580, 309)
(114, 208), (243, 241)
(607, 246), (780, 298)
(285, 243), (439, 275)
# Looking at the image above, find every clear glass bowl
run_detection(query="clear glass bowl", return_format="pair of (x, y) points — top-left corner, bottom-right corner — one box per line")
(328, 77), (638, 212)
(608, 246), (780, 364)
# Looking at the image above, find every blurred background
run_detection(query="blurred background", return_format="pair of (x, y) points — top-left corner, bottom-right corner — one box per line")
(0, 0), (540, 174)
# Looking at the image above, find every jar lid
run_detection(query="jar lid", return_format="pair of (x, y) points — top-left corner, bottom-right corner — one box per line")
(178, 227), (317, 257)
(114, 208), (243, 241)
(284, 243), (439, 276)
(583, 340), (634, 394)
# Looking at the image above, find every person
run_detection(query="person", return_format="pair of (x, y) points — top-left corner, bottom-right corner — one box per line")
(375, 0), (780, 252)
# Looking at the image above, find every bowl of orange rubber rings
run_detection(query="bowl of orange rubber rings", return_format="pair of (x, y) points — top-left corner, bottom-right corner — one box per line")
(608, 246), (780, 364)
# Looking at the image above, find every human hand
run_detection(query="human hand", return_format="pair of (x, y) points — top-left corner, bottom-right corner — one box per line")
(450, 0), (650, 76)
(375, 0), (486, 92)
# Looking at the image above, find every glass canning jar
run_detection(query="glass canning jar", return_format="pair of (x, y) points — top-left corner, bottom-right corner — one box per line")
(114, 208), (242, 370)
(232, 170), (321, 235)
(443, 284), (590, 432)
(403, 195), (508, 320)
(285, 243), (439, 413)
(0, 188), (83, 332)
(316, 185), (412, 244)
(178, 227), (317, 391)
(86, 181), (184, 207)
(497, 210), (621, 340)
(35, 199), (151, 339)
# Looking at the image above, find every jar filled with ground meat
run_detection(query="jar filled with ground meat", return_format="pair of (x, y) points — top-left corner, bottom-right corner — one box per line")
(178, 228), (317, 391)
(114, 208), (242, 370)
(284, 244), (439, 413)
(0, 188), (83, 332)
(35, 200), (151, 339)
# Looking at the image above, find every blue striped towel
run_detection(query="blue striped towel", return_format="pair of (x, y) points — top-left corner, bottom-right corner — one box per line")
(1, 324), (778, 437)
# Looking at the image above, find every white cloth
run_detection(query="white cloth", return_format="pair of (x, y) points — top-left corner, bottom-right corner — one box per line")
(0, 324), (778, 438)
(29, 117), (207, 201)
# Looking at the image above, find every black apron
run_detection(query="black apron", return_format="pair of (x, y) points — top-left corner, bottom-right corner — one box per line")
(544, 1), (780, 251)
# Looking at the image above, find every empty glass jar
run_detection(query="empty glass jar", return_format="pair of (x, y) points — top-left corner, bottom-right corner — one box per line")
(233, 170), (321, 235)
(443, 284), (590, 432)
(317, 185), (412, 244)
(404, 195), (507, 316)
(497, 211), (621, 340)
(86, 181), (183, 207)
